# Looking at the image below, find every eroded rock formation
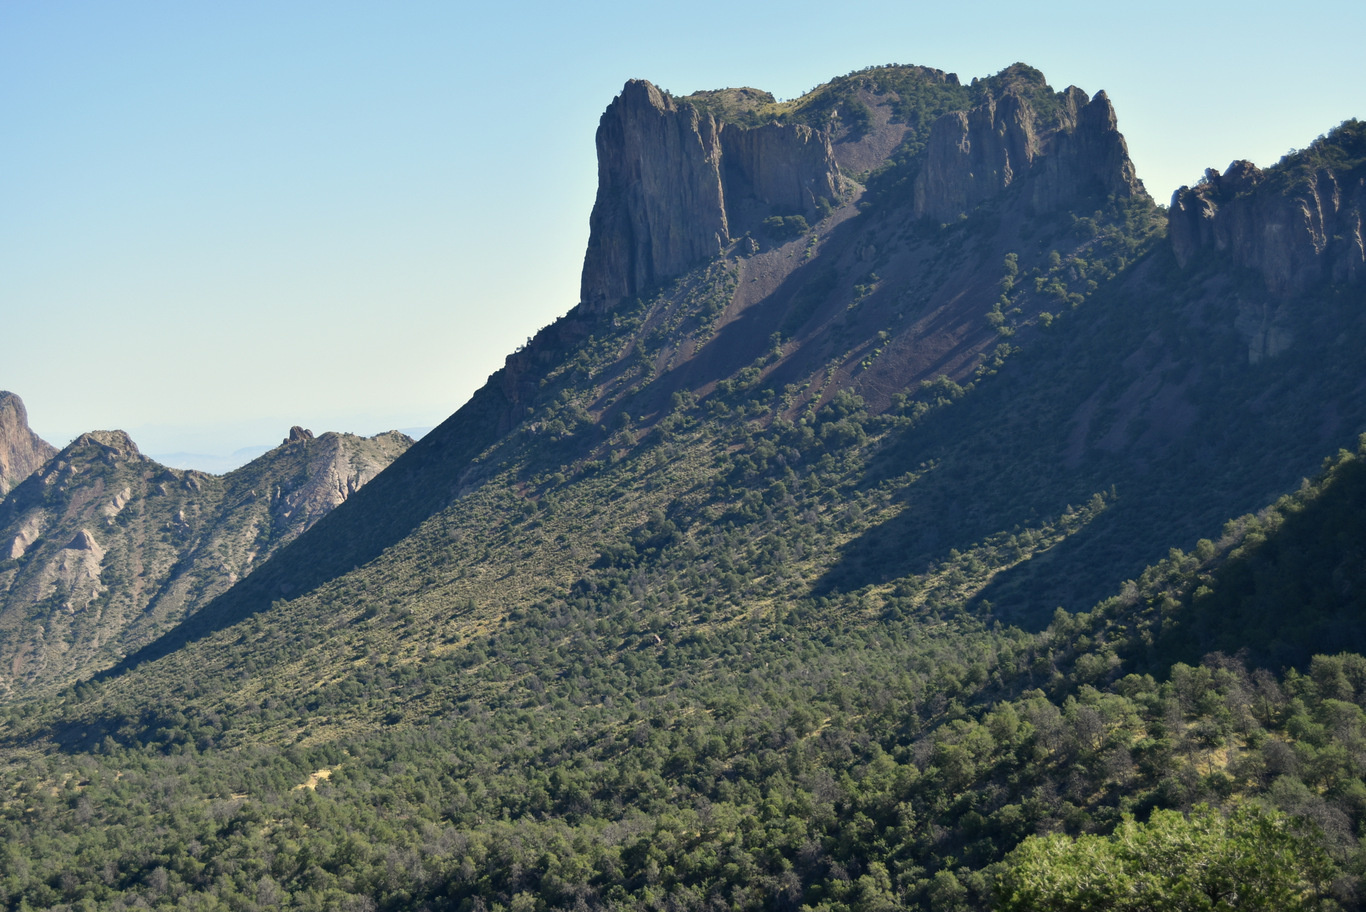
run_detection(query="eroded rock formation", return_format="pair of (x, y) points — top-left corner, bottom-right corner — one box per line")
(0, 392), (56, 495)
(912, 86), (1143, 222)
(1170, 153), (1366, 293)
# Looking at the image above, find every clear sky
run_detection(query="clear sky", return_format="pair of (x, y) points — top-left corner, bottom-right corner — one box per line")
(4, 1), (1362, 469)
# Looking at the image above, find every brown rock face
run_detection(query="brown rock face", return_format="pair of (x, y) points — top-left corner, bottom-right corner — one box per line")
(0, 392), (56, 495)
(579, 80), (845, 314)
(913, 87), (1143, 222)
(1170, 155), (1366, 293)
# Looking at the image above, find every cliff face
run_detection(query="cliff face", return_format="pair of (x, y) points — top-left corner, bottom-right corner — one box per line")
(579, 80), (845, 314)
(580, 72), (1148, 314)
(0, 425), (411, 697)
(579, 81), (728, 315)
(1170, 150), (1366, 294)
(0, 392), (56, 496)
(913, 87), (1143, 222)
(720, 121), (843, 228)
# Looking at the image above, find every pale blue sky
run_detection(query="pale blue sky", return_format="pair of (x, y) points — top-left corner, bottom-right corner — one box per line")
(3, 1), (1362, 468)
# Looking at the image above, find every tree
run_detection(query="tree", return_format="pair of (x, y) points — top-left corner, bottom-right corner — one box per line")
(996, 804), (1333, 911)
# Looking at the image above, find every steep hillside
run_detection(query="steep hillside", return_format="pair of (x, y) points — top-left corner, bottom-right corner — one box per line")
(0, 69), (1362, 912)
(0, 425), (411, 697)
(0, 392), (56, 496)
(132, 63), (1158, 658)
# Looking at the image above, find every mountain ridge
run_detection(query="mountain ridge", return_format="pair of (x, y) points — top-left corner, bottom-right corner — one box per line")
(0, 419), (412, 697)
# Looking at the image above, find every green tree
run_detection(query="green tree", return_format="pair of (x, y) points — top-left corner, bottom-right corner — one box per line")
(996, 804), (1332, 911)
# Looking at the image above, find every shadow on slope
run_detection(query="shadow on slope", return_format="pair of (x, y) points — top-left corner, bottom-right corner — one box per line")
(814, 256), (1366, 631)
(1149, 442), (1366, 671)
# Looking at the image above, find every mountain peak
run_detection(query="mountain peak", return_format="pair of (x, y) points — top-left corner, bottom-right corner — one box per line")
(580, 65), (1146, 315)
(0, 420), (411, 695)
(0, 391), (57, 495)
(912, 77), (1143, 222)
(579, 77), (846, 314)
(70, 429), (142, 460)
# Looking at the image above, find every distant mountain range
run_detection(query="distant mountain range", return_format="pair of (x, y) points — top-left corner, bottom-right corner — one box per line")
(146, 446), (274, 475)
(0, 401), (411, 696)
(1, 62), (1363, 911)
(148, 427), (432, 474)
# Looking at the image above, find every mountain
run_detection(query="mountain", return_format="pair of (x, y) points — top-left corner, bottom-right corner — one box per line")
(123, 63), (1159, 651)
(0, 424), (412, 697)
(0, 391), (56, 496)
(0, 65), (1363, 911)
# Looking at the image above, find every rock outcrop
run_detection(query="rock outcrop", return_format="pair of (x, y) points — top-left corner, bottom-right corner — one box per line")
(580, 80), (728, 315)
(579, 72), (1147, 314)
(266, 429), (414, 528)
(720, 121), (844, 229)
(579, 80), (845, 314)
(1169, 140), (1366, 293)
(0, 392), (56, 495)
(913, 86), (1143, 222)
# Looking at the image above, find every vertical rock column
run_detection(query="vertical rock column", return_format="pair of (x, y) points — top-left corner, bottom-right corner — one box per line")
(579, 80), (729, 314)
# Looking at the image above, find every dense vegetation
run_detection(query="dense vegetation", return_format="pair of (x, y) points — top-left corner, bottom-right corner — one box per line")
(6, 440), (1366, 910)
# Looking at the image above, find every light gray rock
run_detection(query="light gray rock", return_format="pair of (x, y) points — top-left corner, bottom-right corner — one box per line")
(0, 392), (57, 496)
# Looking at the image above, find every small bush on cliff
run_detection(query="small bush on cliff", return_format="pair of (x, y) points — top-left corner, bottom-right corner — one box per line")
(762, 214), (809, 240)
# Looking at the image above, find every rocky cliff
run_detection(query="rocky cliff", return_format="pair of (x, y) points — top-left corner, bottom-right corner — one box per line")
(579, 68), (1150, 315)
(912, 84), (1143, 222)
(579, 80), (846, 314)
(720, 121), (843, 228)
(0, 392), (56, 496)
(1169, 121), (1366, 294)
(255, 425), (415, 531)
(0, 424), (411, 697)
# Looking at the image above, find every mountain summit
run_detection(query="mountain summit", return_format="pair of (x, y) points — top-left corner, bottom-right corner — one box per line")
(579, 78), (847, 313)
(581, 64), (1146, 316)
(0, 422), (412, 696)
